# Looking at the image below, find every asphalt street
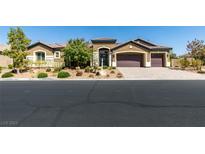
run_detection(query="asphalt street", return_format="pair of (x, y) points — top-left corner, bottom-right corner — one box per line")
(1, 80), (205, 126)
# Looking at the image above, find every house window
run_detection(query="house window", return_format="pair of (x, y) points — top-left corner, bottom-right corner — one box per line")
(55, 51), (60, 58)
(36, 52), (45, 61)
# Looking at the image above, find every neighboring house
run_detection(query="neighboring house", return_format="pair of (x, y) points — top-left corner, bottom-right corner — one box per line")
(26, 42), (65, 67)
(0, 44), (13, 67)
(0, 44), (10, 54)
(26, 38), (172, 68)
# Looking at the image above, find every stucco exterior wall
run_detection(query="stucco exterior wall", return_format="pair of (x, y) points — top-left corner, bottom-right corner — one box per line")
(27, 44), (54, 56)
(0, 55), (13, 67)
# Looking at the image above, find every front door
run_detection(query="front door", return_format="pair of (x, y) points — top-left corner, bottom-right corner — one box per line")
(99, 49), (109, 66)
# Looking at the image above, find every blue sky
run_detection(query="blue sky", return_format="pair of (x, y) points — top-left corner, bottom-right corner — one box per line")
(1, 26), (205, 55)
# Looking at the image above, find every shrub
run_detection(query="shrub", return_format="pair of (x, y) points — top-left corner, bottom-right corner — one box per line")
(89, 68), (94, 73)
(76, 71), (83, 76)
(57, 71), (70, 78)
(1, 72), (14, 78)
(192, 59), (203, 70)
(116, 72), (123, 78)
(0, 66), (2, 73)
(196, 59), (203, 70)
(110, 70), (115, 74)
(46, 68), (51, 72)
(103, 66), (108, 69)
(53, 67), (62, 73)
(84, 66), (90, 73)
(108, 66), (112, 70)
(197, 70), (205, 74)
(97, 67), (101, 70)
(180, 58), (190, 69)
(37, 72), (48, 78)
(88, 74), (94, 78)
(8, 64), (13, 69)
(112, 66), (116, 69)
(96, 71), (100, 76)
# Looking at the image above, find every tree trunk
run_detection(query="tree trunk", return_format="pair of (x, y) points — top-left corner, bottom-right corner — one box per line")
(16, 68), (20, 74)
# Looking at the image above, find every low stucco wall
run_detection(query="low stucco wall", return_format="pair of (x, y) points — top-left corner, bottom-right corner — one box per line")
(0, 55), (13, 67)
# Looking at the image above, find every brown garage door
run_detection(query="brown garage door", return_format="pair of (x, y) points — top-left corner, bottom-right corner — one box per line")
(117, 53), (143, 67)
(151, 54), (164, 67)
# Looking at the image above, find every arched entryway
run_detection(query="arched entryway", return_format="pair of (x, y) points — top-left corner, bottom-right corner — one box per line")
(99, 48), (109, 66)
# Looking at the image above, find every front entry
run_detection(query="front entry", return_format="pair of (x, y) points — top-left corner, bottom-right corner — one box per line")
(117, 53), (143, 67)
(99, 48), (109, 66)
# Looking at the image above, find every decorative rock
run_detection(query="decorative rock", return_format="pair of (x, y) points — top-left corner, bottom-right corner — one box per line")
(99, 70), (107, 76)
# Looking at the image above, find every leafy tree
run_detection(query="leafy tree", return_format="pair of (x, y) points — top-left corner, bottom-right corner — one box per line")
(63, 38), (92, 67)
(3, 27), (31, 73)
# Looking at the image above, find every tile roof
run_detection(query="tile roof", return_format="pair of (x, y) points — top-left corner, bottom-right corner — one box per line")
(91, 38), (117, 43)
(28, 42), (66, 49)
(111, 39), (172, 51)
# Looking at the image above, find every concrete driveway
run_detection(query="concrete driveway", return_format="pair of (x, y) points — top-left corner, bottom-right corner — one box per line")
(118, 67), (205, 80)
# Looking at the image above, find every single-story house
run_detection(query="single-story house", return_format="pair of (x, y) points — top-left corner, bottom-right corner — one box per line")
(91, 38), (172, 67)
(26, 38), (172, 67)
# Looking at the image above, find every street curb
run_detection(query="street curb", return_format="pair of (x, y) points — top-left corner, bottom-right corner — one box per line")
(1, 78), (205, 81)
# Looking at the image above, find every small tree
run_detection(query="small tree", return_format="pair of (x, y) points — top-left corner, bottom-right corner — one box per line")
(62, 38), (92, 68)
(3, 27), (31, 73)
(187, 39), (204, 57)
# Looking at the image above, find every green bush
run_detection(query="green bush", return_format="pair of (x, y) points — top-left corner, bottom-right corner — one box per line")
(112, 66), (116, 69)
(1, 72), (14, 78)
(8, 64), (13, 69)
(89, 68), (94, 73)
(57, 71), (70, 78)
(103, 66), (108, 69)
(46, 68), (51, 72)
(180, 58), (190, 69)
(84, 66), (90, 73)
(0, 66), (2, 73)
(37, 72), (48, 78)
(53, 67), (62, 73)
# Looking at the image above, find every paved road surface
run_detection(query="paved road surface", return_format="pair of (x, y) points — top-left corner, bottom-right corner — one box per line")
(1, 80), (205, 126)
